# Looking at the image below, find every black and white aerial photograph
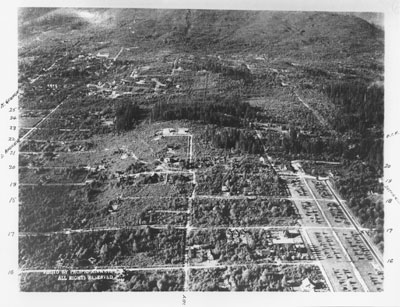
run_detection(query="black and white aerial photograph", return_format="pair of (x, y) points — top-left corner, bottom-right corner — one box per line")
(14, 3), (392, 297)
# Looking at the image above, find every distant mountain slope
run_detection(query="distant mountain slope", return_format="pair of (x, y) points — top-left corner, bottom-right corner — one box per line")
(18, 7), (57, 24)
(112, 10), (383, 49)
(344, 12), (384, 29)
(18, 8), (383, 68)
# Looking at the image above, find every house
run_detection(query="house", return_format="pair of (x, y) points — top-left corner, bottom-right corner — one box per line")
(295, 243), (308, 254)
(207, 250), (215, 261)
(300, 278), (315, 292)
(284, 229), (300, 238)
(178, 128), (189, 134)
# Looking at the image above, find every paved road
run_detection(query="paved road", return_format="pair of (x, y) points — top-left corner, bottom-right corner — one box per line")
(300, 228), (334, 292)
(303, 178), (370, 292)
(256, 128), (372, 292)
(325, 180), (383, 268)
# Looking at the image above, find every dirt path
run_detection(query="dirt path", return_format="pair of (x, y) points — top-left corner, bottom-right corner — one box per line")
(19, 183), (86, 187)
(294, 91), (335, 133)
(19, 223), (358, 238)
(20, 260), (322, 275)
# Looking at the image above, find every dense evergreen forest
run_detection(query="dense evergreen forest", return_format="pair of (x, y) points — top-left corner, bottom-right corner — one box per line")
(324, 80), (384, 133)
(150, 94), (257, 127)
(115, 101), (145, 132)
(203, 126), (264, 154)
